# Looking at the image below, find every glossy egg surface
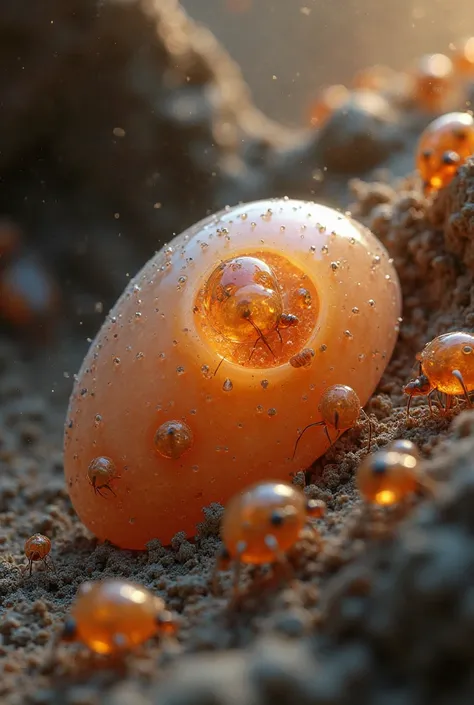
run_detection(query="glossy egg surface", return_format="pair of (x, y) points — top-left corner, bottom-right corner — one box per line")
(64, 199), (401, 548)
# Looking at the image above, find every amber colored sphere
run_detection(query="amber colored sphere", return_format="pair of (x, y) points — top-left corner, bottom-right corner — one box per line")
(24, 534), (51, 561)
(154, 420), (194, 460)
(203, 256), (282, 344)
(88, 456), (117, 487)
(357, 451), (418, 506)
(71, 580), (164, 655)
(414, 53), (455, 113)
(420, 331), (474, 395)
(416, 112), (474, 193)
(64, 199), (401, 549)
(320, 384), (361, 430)
(221, 481), (306, 564)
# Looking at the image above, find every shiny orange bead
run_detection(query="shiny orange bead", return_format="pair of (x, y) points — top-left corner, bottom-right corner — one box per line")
(24, 534), (52, 576)
(64, 199), (401, 549)
(414, 53), (455, 113)
(356, 451), (418, 506)
(87, 456), (120, 498)
(293, 384), (367, 459)
(416, 112), (474, 193)
(221, 481), (307, 564)
(320, 384), (361, 429)
(419, 331), (474, 396)
(309, 84), (349, 127)
(154, 420), (194, 460)
(64, 579), (173, 654)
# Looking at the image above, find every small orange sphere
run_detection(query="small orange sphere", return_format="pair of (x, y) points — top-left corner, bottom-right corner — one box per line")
(451, 37), (474, 75)
(416, 112), (474, 193)
(88, 456), (120, 497)
(154, 420), (194, 460)
(309, 84), (349, 127)
(414, 53), (455, 113)
(357, 451), (418, 506)
(221, 481), (307, 564)
(420, 331), (474, 395)
(66, 579), (170, 655)
(320, 384), (361, 430)
(64, 199), (401, 548)
(203, 256), (283, 345)
(24, 534), (52, 576)
(25, 534), (51, 561)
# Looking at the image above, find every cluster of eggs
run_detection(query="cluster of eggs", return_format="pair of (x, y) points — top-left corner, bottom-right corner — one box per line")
(309, 38), (474, 128)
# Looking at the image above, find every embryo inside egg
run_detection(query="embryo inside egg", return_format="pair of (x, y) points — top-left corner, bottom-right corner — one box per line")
(195, 252), (320, 369)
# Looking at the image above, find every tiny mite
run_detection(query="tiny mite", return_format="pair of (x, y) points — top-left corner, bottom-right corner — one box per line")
(24, 534), (54, 577)
(404, 331), (474, 416)
(214, 480), (326, 596)
(59, 579), (177, 655)
(293, 384), (372, 459)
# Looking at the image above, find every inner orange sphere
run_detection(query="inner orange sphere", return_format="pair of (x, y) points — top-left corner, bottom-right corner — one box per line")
(416, 112), (474, 193)
(357, 451), (418, 506)
(72, 580), (162, 654)
(221, 481), (306, 564)
(64, 199), (401, 549)
(196, 252), (319, 369)
(420, 331), (474, 395)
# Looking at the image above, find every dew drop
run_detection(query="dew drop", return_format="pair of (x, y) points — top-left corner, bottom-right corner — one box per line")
(176, 366), (185, 375)
(201, 364), (212, 379)
(223, 379), (233, 392)
(113, 357), (121, 366)
(268, 408), (277, 417)
(256, 405), (264, 413)
(368, 299), (376, 307)
(351, 307), (360, 314)
(261, 379), (269, 390)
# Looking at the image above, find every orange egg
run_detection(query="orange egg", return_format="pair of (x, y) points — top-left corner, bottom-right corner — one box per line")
(416, 112), (474, 193)
(64, 199), (401, 549)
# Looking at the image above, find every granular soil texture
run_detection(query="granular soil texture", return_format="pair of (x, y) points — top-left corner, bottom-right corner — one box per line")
(1, 155), (474, 704)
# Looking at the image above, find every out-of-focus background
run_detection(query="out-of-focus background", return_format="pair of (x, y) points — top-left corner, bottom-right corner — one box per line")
(182, 0), (472, 124)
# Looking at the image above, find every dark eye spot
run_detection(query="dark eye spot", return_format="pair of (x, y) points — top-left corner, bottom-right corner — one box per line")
(270, 510), (284, 526)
